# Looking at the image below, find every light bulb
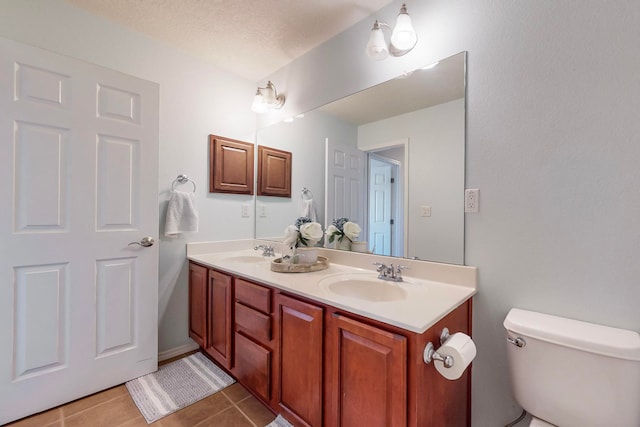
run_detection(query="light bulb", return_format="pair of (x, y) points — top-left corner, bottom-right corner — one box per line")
(366, 21), (389, 60)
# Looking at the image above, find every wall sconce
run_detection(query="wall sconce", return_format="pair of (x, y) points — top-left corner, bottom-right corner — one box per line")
(251, 81), (285, 113)
(366, 3), (418, 60)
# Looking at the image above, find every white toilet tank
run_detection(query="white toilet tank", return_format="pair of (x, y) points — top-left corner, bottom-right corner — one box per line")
(504, 308), (640, 427)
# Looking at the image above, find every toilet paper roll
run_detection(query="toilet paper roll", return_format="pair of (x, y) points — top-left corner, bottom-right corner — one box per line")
(434, 332), (477, 380)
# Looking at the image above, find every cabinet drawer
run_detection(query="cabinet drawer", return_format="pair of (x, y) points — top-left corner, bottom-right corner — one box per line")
(234, 332), (271, 402)
(235, 279), (271, 314)
(235, 302), (271, 342)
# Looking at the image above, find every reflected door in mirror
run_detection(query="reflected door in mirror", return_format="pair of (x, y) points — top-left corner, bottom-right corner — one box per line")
(325, 139), (366, 237)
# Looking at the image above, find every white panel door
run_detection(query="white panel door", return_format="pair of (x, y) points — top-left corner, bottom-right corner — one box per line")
(324, 138), (366, 235)
(369, 161), (392, 256)
(0, 37), (159, 424)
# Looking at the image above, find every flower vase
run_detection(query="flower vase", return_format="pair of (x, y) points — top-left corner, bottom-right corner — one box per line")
(295, 247), (318, 264)
(336, 238), (351, 251)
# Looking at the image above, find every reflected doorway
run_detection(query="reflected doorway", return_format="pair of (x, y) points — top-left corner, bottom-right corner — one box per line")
(367, 146), (405, 257)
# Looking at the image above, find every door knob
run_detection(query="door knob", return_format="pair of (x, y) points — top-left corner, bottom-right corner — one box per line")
(128, 237), (155, 247)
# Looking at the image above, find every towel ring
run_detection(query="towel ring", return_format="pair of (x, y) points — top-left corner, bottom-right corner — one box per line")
(172, 174), (196, 192)
(301, 187), (313, 200)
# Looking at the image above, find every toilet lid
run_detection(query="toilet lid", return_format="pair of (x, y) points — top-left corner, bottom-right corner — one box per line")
(529, 417), (557, 427)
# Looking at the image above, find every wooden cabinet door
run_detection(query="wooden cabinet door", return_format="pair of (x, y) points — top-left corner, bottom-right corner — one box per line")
(205, 269), (233, 369)
(275, 294), (323, 427)
(188, 262), (207, 347)
(257, 145), (292, 197)
(209, 135), (254, 194)
(234, 332), (272, 402)
(326, 314), (407, 427)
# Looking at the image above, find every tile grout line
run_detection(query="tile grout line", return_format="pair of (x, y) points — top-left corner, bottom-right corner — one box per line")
(224, 393), (259, 427)
(190, 393), (258, 427)
(62, 390), (128, 421)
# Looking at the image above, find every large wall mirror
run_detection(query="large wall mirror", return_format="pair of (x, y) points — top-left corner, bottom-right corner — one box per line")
(256, 51), (466, 265)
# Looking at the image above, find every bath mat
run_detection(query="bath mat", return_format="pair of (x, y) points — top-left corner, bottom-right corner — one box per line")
(126, 352), (235, 423)
(265, 414), (294, 427)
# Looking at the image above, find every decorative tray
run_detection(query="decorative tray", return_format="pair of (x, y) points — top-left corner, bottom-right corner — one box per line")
(270, 256), (329, 273)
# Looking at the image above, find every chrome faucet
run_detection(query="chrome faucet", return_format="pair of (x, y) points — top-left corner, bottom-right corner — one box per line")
(254, 244), (275, 257)
(373, 262), (408, 282)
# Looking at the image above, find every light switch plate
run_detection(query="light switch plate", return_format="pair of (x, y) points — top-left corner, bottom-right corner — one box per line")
(420, 205), (431, 217)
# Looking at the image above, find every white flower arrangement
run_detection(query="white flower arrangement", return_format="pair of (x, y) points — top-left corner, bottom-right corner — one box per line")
(283, 217), (323, 248)
(325, 217), (361, 244)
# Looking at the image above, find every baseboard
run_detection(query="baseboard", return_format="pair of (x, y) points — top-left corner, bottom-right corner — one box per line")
(158, 341), (200, 362)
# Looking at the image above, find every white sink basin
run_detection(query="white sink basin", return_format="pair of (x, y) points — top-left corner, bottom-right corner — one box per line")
(318, 274), (407, 302)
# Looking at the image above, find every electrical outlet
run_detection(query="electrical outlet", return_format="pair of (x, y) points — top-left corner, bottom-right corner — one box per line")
(464, 189), (479, 213)
(241, 204), (250, 217)
(420, 205), (431, 217)
(259, 204), (267, 217)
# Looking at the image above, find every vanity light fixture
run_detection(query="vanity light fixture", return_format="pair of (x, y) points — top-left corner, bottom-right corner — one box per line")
(366, 3), (418, 60)
(251, 81), (285, 113)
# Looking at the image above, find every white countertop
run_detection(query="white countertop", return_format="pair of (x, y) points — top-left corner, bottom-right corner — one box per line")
(187, 240), (477, 334)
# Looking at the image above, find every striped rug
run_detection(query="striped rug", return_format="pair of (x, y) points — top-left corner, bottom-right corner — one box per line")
(266, 414), (294, 427)
(126, 352), (235, 423)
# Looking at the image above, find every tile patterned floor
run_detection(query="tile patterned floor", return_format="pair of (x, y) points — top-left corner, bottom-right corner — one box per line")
(4, 352), (276, 427)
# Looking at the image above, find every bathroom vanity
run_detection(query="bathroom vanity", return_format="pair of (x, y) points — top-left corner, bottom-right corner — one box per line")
(187, 241), (476, 427)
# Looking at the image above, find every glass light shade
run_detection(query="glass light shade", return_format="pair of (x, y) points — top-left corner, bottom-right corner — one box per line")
(390, 13), (417, 51)
(366, 25), (389, 60)
(262, 83), (277, 105)
(251, 91), (269, 113)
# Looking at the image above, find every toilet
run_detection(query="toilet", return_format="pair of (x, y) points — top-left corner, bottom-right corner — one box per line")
(503, 308), (640, 427)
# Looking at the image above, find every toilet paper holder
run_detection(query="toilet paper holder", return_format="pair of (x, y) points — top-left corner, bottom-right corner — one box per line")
(423, 328), (454, 368)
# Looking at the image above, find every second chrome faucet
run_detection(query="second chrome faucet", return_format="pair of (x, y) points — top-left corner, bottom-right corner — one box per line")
(254, 244), (275, 257)
(373, 262), (408, 282)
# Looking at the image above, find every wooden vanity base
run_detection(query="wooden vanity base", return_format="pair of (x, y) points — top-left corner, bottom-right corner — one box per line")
(189, 261), (472, 427)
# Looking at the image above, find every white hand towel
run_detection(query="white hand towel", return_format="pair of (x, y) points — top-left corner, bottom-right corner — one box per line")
(301, 198), (317, 222)
(164, 190), (199, 236)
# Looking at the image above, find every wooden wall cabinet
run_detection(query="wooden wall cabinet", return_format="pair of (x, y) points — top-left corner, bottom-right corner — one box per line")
(209, 135), (254, 194)
(188, 261), (472, 427)
(257, 145), (292, 197)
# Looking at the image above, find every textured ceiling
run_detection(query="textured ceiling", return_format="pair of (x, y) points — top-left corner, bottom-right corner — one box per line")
(64, 0), (394, 81)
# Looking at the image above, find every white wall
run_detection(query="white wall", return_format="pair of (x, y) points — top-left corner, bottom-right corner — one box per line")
(358, 99), (465, 264)
(264, 1), (640, 425)
(0, 0), (256, 354)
